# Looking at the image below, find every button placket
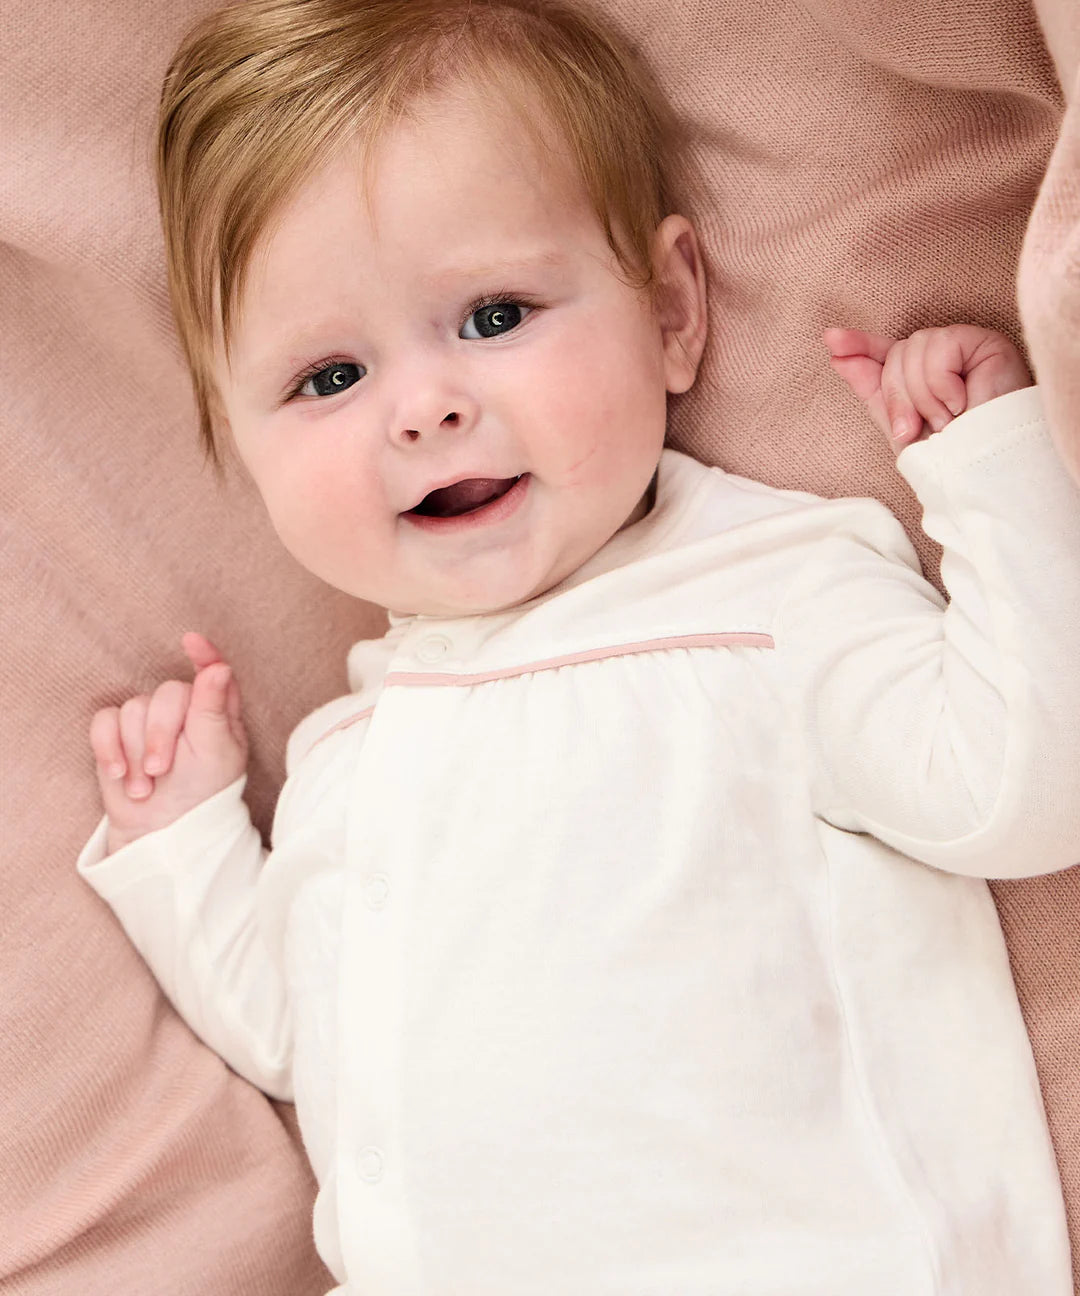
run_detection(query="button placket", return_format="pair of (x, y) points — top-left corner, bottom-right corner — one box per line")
(356, 875), (389, 1182)
(339, 745), (424, 1288)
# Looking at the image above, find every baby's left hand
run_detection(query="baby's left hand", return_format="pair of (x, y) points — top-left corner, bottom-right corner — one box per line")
(823, 325), (1032, 453)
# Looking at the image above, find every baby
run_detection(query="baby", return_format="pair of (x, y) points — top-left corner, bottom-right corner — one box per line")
(77, 0), (1080, 1291)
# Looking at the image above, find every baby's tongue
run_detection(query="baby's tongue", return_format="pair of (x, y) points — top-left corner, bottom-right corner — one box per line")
(420, 477), (514, 518)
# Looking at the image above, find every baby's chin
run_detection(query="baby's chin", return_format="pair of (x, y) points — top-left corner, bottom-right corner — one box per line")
(388, 585), (554, 620)
(374, 516), (651, 619)
(383, 566), (575, 621)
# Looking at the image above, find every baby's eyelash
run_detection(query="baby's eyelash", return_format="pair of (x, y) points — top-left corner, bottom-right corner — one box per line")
(459, 290), (541, 330)
(285, 356), (354, 401)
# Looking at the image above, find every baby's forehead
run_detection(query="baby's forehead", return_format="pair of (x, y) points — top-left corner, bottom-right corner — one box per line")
(292, 82), (591, 244)
(370, 73), (581, 190)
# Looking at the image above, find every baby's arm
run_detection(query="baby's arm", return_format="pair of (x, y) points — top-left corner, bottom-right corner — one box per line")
(778, 325), (1080, 878)
(80, 634), (292, 1096)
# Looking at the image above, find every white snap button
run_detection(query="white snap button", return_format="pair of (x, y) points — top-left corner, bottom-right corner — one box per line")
(357, 1146), (384, 1184)
(416, 634), (451, 663)
(364, 873), (389, 910)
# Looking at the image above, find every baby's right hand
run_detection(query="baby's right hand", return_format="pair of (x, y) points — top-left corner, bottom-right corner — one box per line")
(90, 631), (249, 855)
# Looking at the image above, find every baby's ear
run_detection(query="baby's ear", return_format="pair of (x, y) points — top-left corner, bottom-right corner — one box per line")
(650, 215), (708, 394)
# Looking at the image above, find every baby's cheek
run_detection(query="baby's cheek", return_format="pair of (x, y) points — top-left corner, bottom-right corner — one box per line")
(537, 358), (644, 481)
(259, 468), (362, 566)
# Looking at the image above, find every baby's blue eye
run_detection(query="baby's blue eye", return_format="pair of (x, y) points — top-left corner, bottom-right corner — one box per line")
(298, 362), (365, 398)
(461, 302), (527, 340)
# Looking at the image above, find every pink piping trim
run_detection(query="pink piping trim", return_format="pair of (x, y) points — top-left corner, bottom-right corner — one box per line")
(305, 704), (375, 755)
(303, 633), (772, 755)
(385, 631), (774, 688)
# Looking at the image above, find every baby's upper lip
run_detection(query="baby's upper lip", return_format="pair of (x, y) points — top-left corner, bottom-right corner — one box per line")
(402, 471), (521, 514)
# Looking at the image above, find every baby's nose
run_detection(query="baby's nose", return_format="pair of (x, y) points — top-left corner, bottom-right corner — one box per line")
(401, 411), (459, 442)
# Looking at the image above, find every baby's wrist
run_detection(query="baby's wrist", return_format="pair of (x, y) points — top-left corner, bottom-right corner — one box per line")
(104, 823), (150, 856)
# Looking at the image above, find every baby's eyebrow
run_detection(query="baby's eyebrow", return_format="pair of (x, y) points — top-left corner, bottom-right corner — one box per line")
(240, 335), (354, 398)
(420, 246), (571, 286)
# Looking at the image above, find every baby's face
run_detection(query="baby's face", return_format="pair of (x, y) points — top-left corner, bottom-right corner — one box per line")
(216, 83), (680, 617)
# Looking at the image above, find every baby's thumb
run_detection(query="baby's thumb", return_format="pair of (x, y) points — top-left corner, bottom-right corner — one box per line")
(828, 355), (892, 442)
(828, 354), (882, 407)
(188, 663), (247, 754)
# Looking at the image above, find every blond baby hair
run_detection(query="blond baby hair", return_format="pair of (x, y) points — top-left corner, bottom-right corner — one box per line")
(156, 0), (690, 467)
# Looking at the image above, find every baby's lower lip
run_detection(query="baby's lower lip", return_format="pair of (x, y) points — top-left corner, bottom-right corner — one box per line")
(402, 473), (530, 534)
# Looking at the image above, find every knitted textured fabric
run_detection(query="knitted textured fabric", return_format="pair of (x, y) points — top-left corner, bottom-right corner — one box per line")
(1, 0), (1077, 1291)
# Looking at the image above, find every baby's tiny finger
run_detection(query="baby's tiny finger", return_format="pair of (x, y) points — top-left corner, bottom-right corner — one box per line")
(886, 404), (920, 445)
(181, 630), (225, 672)
(931, 370), (967, 419)
(118, 695), (153, 799)
(901, 332), (955, 434)
(920, 334), (967, 418)
(143, 679), (192, 776)
(89, 707), (127, 780)
(823, 327), (897, 365)
(880, 345), (921, 446)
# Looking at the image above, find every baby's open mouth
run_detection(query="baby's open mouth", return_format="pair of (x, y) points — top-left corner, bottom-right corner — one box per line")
(408, 475), (522, 518)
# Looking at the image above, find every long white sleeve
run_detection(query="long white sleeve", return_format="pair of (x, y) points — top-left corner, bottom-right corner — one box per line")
(778, 385), (1080, 878)
(76, 775), (293, 1097)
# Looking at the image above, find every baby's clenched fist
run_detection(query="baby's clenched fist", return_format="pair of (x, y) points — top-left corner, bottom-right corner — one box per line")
(823, 324), (1031, 452)
(89, 631), (249, 855)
